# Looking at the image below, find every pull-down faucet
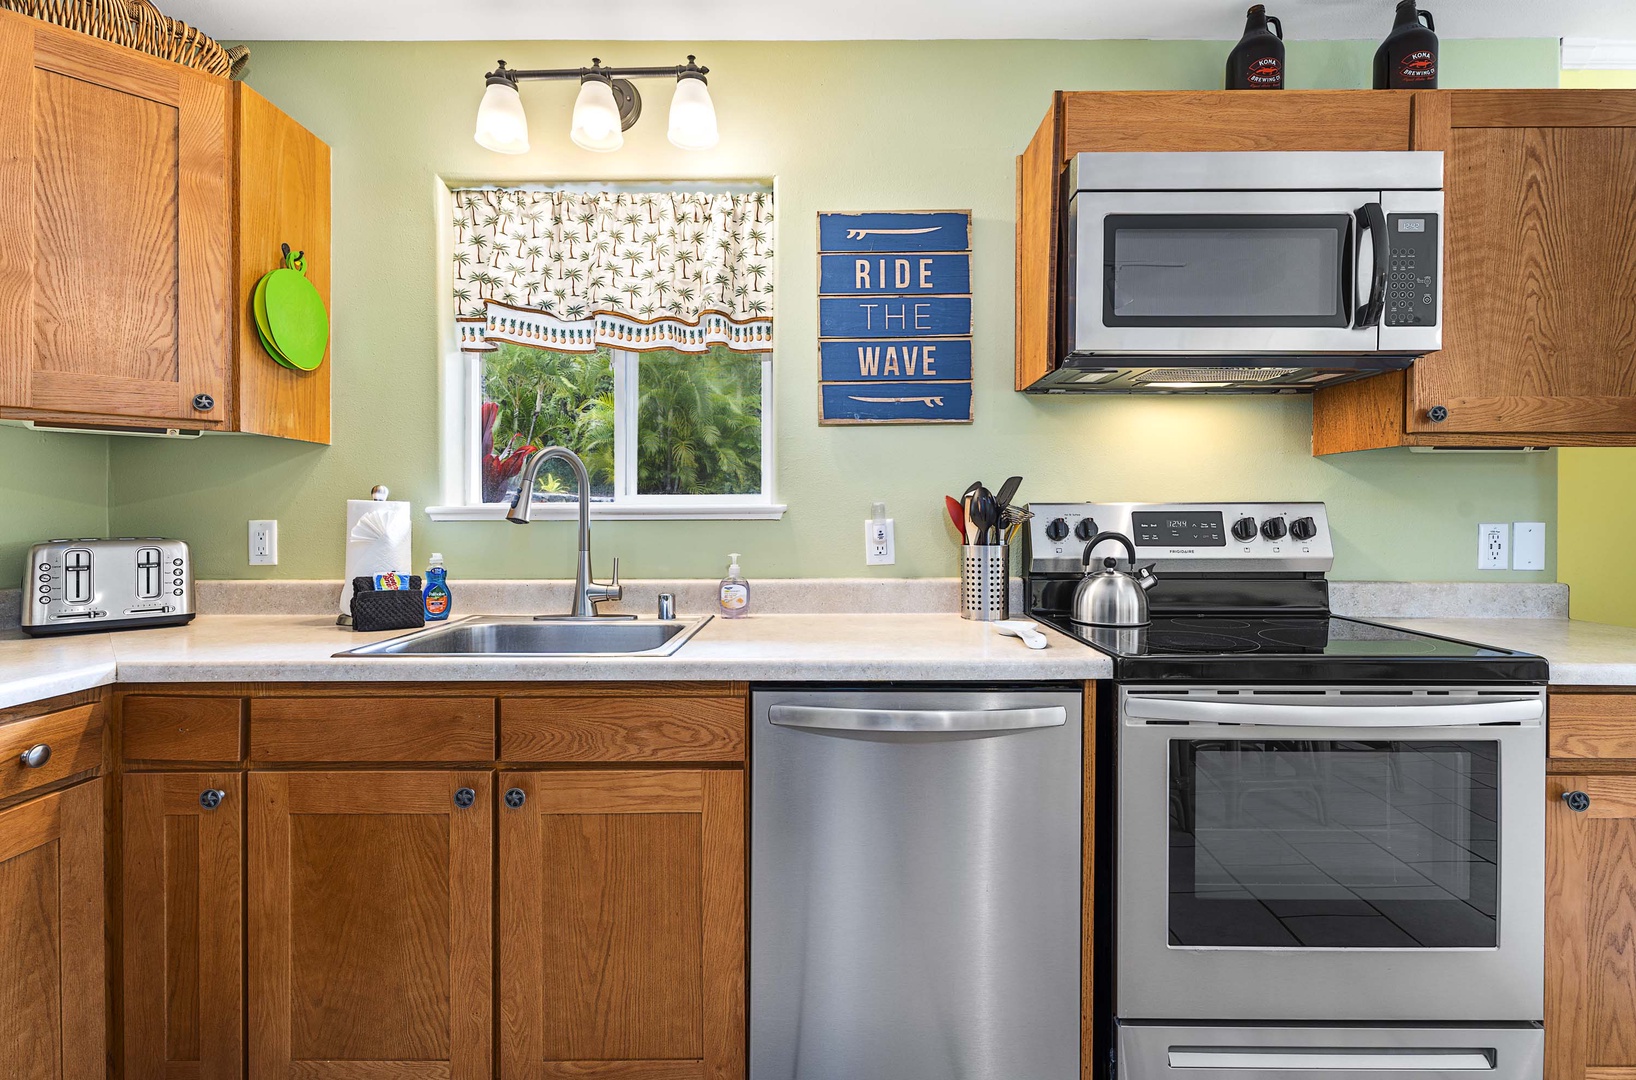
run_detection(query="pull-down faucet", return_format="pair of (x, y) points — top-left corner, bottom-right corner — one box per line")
(507, 446), (625, 619)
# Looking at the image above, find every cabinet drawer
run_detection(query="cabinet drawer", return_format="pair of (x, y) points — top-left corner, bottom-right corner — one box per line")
(0, 703), (104, 800)
(249, 696), (495, 762)
(502, 692), (746, 762)
(123, 695), (243, 762)
(1550, 693), (1636, 760)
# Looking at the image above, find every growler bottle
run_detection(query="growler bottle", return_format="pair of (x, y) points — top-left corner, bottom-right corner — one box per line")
(1225, 5), (1285, 90)
(1374, 1), (1438, 89)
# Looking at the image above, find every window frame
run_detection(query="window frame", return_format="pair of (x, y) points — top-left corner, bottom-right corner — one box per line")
(428, 180), (784, 522)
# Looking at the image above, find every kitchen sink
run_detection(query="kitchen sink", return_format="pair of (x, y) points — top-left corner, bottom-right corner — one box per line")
(336, 615), (711, 658)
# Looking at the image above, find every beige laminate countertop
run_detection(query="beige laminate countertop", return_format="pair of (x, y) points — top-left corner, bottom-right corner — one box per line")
(4, 613), (1636, 711)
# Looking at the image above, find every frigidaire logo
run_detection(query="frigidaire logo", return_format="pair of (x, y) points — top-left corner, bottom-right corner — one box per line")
(1399, 50), (1436, 80)
(1248, 56), (1282, 85)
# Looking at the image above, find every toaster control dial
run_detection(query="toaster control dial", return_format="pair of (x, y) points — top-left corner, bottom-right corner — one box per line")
(1289, 516), (1318, 542)
(1073, 518), (1098, 542)
(1045, 518), (1070, 542)
(1231, 516), (1258, 543)
(1261, 516), (1288, 541)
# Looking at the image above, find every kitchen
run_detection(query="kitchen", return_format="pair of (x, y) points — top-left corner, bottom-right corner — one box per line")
(3, 1), (1636, 1078)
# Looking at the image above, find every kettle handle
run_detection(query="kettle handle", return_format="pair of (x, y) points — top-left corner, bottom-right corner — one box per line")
(1082, 531), (1137, 569)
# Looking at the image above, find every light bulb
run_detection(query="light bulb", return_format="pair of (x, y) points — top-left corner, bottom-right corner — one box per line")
(473, 79), (529, 155)
(668, 73), (718, 150)
(570, 77), (624, 152)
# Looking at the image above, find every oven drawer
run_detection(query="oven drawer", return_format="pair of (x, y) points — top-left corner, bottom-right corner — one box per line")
(1118, 1023), (1543, 1080)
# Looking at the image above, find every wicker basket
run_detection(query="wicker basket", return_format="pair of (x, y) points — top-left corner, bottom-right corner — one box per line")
(1, 0), (244, 79)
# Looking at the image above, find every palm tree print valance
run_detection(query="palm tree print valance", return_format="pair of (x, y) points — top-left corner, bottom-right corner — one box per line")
(452, 188), (774, 355)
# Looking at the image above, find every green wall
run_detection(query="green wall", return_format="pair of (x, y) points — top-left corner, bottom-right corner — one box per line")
(0, 428), (108, 576)
(93, 37), (1563, 583)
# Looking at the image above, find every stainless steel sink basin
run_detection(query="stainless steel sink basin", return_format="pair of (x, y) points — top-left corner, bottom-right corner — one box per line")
(336, 616), (711, 658)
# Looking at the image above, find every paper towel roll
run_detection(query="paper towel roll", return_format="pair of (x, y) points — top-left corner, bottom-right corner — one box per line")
(340, 499), (411, 616)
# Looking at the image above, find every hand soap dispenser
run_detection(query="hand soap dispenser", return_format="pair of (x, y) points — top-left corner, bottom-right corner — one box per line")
(718, 553), (750, 619)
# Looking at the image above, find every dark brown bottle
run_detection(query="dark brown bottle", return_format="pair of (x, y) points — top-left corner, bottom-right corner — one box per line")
(1225, 5), (1285, 90)
(1374, 1), (1438, 88)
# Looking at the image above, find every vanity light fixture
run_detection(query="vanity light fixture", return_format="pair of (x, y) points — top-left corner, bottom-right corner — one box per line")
(474, 56), (718, 155)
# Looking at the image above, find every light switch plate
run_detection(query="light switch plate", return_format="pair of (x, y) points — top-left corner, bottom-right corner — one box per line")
(249, 519), (278, 565)
(1513, 522), (1545, 571)
(1478, 523), (1508, 570)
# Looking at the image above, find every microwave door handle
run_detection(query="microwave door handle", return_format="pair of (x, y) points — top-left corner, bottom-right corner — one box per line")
(1125, 695), (1543, 728)
(1355, 201), (1389, 328)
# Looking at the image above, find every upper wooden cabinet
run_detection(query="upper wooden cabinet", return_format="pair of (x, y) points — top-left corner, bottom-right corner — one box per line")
(1015, 89), (1636, 451)
(0, 10), (231, 430)
(0, 9), (331, 442)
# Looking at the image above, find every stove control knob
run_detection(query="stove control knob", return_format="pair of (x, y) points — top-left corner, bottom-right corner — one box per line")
(1231, 516), (1258, 542)
(1045, 518), (1070, 542)
(1261, 516), (1288, 541)
(1073, 517), (1098, 542)
(1289, 516), (1317, 542)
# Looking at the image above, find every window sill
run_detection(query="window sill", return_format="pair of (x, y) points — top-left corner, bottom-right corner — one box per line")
(425, 502), (788, 522)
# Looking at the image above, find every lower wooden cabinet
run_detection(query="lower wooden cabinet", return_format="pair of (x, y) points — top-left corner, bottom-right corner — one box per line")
(0, 778), (105, 1080)
(499, 769), (746, 1080)
(248, 770), (493, 1079)
(124, 771), (243, 1080)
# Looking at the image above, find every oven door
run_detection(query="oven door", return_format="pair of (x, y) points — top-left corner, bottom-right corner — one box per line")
(1116, 687), (1545, 1023)
(1070, 191), (1438, 357)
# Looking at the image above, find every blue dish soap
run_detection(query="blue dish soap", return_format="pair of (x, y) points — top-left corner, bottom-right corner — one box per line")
(423, 553), (452, 621)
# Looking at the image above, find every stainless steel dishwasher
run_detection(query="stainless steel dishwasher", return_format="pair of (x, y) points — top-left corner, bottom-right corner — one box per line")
(750, 686), (1083, 1080)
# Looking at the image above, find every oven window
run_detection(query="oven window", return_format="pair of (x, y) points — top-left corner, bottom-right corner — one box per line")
(1104, 214), (1350, 326)
(1169, 739), (1498, 949)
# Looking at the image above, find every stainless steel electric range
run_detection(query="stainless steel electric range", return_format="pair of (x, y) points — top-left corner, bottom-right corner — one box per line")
(1025, 502), (1549, 1080)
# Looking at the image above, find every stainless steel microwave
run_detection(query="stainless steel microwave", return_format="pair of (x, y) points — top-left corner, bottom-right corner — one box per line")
(1057, 151), (1444, 393)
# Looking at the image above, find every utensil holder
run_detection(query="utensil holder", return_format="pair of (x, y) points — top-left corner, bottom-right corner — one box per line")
(960, 544), (1010, 622)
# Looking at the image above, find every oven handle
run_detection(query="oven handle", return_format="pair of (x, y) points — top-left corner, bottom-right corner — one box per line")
(769, 704), (1066, 733)
(1169, 1048), (1495, 1071)
(1126, 695), (1542, 728)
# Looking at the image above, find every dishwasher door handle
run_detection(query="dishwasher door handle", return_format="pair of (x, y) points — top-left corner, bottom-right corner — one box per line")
(769, 704), (1067, 733)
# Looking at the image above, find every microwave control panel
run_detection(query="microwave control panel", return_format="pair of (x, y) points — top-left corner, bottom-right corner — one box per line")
(1385, 213), (1438, 327)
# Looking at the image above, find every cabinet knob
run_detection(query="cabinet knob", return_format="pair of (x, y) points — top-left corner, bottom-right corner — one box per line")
(505, 787), (526, 809)
(1427, 405), (1449, 423)
(18, 744), (50, 769)
(192, 393), (216, 411)
(1563, 790), (1592, 813)
(453, 787), (476, 809)
(200, 789), (226, 810)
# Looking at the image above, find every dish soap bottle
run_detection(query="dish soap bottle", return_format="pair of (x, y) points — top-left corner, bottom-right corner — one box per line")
(1374, 1), (1438, 89)
(423, 553), (452, 622)
(1225, 4), (1285, 90)
(718, 553), (750, 619)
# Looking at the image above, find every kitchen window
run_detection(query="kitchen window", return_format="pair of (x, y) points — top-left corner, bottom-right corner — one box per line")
(430, 184), (780, 520)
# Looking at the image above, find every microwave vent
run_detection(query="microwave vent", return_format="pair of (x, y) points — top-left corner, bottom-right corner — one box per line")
(1134, 367), (1294, 385)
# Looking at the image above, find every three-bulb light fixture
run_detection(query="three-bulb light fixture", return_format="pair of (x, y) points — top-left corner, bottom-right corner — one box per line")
(473, 55), (718, 155)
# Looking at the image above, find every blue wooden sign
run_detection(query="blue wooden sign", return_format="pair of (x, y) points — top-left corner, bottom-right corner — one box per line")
(817, 210), (972, 425)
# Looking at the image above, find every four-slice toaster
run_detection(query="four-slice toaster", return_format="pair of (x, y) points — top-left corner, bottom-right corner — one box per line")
(21, 538), (195, 636)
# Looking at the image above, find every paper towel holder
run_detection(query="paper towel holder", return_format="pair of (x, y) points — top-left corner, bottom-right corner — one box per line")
(338, 483), (406, 627)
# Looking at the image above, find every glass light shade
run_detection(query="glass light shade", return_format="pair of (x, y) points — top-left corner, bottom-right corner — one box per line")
(668, 74), (718, 150)
(474, 80), (529, 155)
(570, 78), (624, 152)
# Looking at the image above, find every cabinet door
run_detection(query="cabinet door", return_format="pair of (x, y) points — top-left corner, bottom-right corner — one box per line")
(124, 772), (243, 1080)
(500, 769), (745, 1080)
(248, 771), (492, 1080)
(1408, 91), (1636, 435)
(1547, 774), (1636, 1080)
(0, 10), (229, 427)
(0, 778), (105, 1080)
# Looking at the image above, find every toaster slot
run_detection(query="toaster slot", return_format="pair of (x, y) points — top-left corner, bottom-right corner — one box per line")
(136, 547), (161, 600)
(64, 548), (92, 605)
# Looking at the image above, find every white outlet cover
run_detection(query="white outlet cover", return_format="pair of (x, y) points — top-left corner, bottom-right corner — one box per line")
(1513, 522), (1546, 571)
(1478, 523), (1508, 571)
(864, 518), (895, 565)
(249, 519), (278, 566)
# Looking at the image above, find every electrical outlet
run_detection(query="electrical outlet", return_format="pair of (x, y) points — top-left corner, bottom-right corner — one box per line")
(865, 517), (895, 565)
(1513, 522), (1546, 571)
(1478, 523), (1508, 570)
(249, 519), (278, 566)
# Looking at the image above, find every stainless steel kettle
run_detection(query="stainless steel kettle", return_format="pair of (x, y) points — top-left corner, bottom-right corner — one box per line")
(1071, 532), (1159, 627)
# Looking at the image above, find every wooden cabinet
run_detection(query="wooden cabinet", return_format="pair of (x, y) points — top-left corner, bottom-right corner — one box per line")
(0, 779), (106, 1079)
(1317, 90), (1636, 451)
(247, 770), (493, 1079)
(0, 9), (230, 430)
(124, 772), (243, 1080)
(499, 768), (745, 1080)
(0, 9), (332, 441)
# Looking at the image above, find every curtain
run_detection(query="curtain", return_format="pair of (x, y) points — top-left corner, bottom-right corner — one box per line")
(452, 188), (773, 354)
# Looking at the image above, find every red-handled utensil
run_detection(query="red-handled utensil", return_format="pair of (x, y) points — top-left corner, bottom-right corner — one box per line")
(945, 495), (966, 536)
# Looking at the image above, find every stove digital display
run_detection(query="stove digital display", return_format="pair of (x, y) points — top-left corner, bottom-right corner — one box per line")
(1131, 511), (1226, 547)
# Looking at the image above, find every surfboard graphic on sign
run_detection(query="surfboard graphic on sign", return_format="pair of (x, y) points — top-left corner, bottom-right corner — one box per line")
(817, 210), (972, 424)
